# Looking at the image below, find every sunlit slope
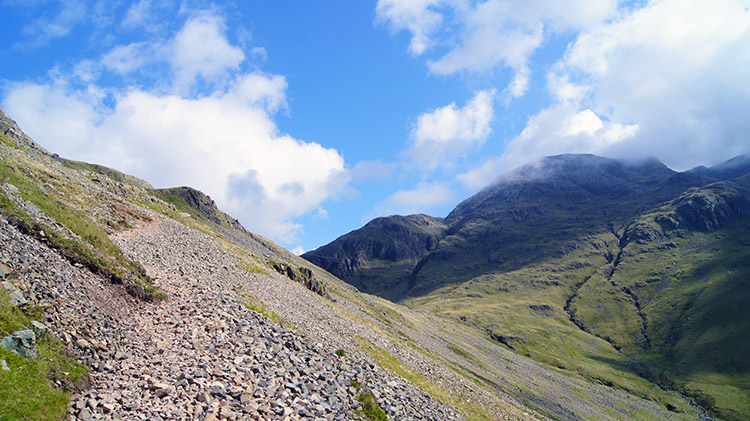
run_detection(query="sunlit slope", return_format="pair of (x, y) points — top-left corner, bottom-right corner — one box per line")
(308, 153), (750, 419)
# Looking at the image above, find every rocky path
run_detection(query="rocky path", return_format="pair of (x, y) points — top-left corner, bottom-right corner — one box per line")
(1, 214), (467, 420)
(112, 215), (533, 421)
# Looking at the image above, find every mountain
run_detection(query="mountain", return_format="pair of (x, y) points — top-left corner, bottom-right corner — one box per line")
(304, 153), (750, 420)
(3, 106), (713, 420)
(689, 154), (750, 181)
(303, 214), (447, 300)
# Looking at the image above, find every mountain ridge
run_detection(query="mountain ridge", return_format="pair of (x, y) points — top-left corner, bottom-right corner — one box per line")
(304, 151), (750, 419)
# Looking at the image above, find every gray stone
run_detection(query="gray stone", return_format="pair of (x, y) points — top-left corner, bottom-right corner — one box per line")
(78, 408), (92, 421)
(154, 384), (175, 398)
(1, 329), (36, 359)
(1, 281), (28, 306)
(101, 402), (115, 414)
(1, 359), (9, 371)
(196, 391), (210, 403)
(31, 321), (47, 339)
(209, 381), (226, 396)
(240, 392), (253, 405)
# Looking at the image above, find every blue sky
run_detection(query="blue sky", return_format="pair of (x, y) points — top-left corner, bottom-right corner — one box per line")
(2, 0), (749, 253)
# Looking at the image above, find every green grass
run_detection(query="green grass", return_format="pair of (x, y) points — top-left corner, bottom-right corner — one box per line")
(357, 390), (388, 421)
(356, 336), (492, 421)
(407, 231), (697, 414)
(0, 157), (161, 301)
(403, 182), (750, 418)
(613, 218), (750, 418)
(240, 293), (283, 325)
(0, 289), (88, 420)
(0, 133), (24, 151)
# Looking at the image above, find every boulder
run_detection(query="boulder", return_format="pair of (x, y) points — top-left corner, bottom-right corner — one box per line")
(1, 329), (37, 359)
(1, 280), (28, 306)
(0, 263), (10, 278)
(31, 321), (48, 339)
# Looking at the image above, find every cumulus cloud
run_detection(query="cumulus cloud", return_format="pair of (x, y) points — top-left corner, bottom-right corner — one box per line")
(2, 11), (347, 244)
(406, 89), (495, 170)
(554, 0), (750, 170)
(377, 0), (618, 96)
(375, 0), (446, 55)
(459, 0), (750, 189)
(370, 181), (454, 218)
(458, 104), (638, 190)
(169, 13), (245, 94)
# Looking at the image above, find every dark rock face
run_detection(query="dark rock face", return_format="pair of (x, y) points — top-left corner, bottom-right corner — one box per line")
(155, 186), (245, 231)
(671, 187), (750, 232)
(302, 214), (447, 281)
(310, 153), (750, 301)
(272, 263), (331, 300)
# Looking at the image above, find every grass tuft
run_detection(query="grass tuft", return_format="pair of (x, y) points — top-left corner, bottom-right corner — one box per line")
(241, 293), (283, 325)
(357, 390), (388, 421)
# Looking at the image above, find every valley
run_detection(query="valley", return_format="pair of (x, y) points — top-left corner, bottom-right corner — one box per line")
(305, 154), (750, 420)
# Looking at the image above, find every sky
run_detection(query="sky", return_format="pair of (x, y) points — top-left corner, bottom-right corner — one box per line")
(1, 0), (749, 254)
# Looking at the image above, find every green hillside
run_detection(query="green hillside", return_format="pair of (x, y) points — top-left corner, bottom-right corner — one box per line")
(305, 154), (750, 419)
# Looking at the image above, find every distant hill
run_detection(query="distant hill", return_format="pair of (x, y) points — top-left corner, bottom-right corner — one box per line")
(303, 214), (447, 300)
(304, 152), (750, 419)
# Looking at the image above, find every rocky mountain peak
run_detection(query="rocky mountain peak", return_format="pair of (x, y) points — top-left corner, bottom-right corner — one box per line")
(155, 186), (245, 232)
(690, 154), (750, 181)
(0, 105), (49, 154)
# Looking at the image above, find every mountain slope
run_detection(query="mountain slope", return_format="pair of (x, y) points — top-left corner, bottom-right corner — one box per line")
(303, 214), (447, 300)
(0, 106), (488, 420)
(306, 153), (750, 419)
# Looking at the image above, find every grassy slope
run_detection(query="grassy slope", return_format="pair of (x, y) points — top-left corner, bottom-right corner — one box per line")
(1, 128), (501, 419)
(610, 182), (750, 420)
(406, 179), (750, 419)
(0, 289), (88, 420)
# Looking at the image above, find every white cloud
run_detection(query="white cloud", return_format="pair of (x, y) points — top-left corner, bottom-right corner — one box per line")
(506, 66), (531, 99)
(371, 181), (454, 218)
(457, 104), (638, 190)
(377, 0), (619, 96)
(101, 43), (150, 75)
(251, 47), (268, 62)
(375, 0), (447, 55)
(20, 0), (87, 46)
(460, 0), (750, 188)
(2, 11), (348, 245)
(169, 13), (245, 94)
(122, 0), (153, 28)
(406, 89), (495, 170)
(556, 0), (750, 169)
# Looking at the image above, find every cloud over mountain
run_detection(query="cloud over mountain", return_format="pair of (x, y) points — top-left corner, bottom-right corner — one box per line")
(3, 10), (347, 244)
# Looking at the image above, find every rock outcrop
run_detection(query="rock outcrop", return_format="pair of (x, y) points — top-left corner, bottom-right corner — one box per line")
(1, 329), (37, 359)
(272, 263), (332, 300)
